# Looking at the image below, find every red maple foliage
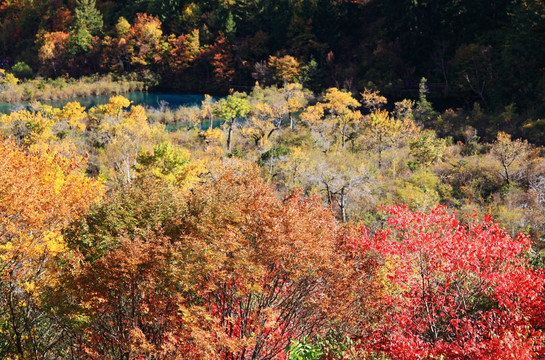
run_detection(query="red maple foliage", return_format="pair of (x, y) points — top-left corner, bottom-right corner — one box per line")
(353, 205), (545, 359)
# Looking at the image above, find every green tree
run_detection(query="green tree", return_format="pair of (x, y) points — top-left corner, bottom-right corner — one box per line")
(414, 78), (438, 127)
(225, 12), (236, 40)
(115, 17), (131, 37)
(287, 337), (323, 360)
(72, 0), (103, 36)
(69, 26), (93, 54)
(136, 141), (206, 189)
(409, 129), (447, 166)
(362, 109), (414, 169)
(10, 62), (32, 80)
(215, 94), (251, 152)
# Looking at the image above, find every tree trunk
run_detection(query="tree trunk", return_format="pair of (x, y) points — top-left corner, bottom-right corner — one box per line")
(502, 161), (510, 185)
(340, 193), (346, 223)
(289, 112), (294, 130)
(267, 128), (276, 140)
(377, 133), (383, 169)
(342, 123), (347, 148)
(378, 145), (383, 169)
(227, 119), (234, 152)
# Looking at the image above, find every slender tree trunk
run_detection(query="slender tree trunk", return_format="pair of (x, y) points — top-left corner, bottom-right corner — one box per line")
(340, 193), (346, 223)
(324, 183), (333, 206)
(377, 133), (383, 169)
(8, 283), (24, 358)
(289, 112), (294, 130)
(502, 161), (510, 185)
(378, 146), (383, 169)
(227, 119), (234, 152)
(342, 123), (347, 148)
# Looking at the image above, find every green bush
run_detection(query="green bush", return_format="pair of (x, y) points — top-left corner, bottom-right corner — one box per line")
(10, 62), (33, 80)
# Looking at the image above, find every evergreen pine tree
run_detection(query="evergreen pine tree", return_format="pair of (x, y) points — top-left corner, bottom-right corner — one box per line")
(73, 0), (103, 36)
(414, 77), (438, 127)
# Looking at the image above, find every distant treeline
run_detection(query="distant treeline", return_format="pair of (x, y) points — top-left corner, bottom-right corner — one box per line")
(1, 0), (544, 114)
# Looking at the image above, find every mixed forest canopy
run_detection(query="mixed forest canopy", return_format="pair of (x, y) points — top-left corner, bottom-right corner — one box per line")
(0, 85), (544, 357)
(3, 0), (545, 359)
(2, 0), (545, 115)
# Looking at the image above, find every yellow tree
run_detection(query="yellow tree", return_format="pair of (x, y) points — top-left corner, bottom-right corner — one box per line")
(268, 55), (300, 83)
(127, 13), (165, 67)
(280, 82), (308, 129)
(104, 95), (132, 121)
(135, 141), (207, 192)
(361, 88), (387, 112)
(97, 105), (167, 185)
(57, 101), (87, 131)
(491, 131), (531, 185)
(37, 31), (70, 76)
(242, 84), (289, 147)
(242, 102), (277, 147)
(1, 102), (92, 161)
(300, 87), (361, 149)
(0, 140), (103, 358)
(199, 94), (216, 130)
(88, 95), (132, 129)
(88, 95), (133, 147)
(362, 109), (416, 169)
(0, 108), (56, 147)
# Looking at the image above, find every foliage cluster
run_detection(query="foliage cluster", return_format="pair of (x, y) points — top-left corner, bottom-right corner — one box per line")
(0, 82), (545, 358)
(2, 0), (545, 121)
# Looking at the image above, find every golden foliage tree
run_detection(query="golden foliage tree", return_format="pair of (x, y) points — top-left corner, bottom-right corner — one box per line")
(491, 131), (531, 185)
(268, 55), (301, 83)
(0, 140), (103, 358)
(301, 87), (361, 149)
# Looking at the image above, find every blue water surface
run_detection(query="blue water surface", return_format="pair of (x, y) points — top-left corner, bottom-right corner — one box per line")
(0, 92), (212, 114)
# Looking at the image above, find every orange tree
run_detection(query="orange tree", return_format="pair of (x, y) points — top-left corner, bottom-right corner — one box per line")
(0, 139), (103, 358)
(61, 161), (379, 359)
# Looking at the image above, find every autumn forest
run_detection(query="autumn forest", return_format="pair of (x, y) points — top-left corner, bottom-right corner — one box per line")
(2, 0), (545, 359)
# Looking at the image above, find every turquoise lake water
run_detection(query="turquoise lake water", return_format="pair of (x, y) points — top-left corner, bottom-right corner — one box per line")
(0, 92), (211, 114)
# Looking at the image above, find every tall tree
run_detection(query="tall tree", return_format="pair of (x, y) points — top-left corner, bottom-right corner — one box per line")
(0, 139), (103, 358)
(361, 109), (414, 169)
(301, 87), (361, 149)
(61, 161), (376, 359)
(72, 0), (103, 36)
(215, 94), (251, 152)
(491, 131), (531, 185)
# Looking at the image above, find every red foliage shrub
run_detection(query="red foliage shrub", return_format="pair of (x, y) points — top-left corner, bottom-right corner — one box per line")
(354, 205), (545, 359)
